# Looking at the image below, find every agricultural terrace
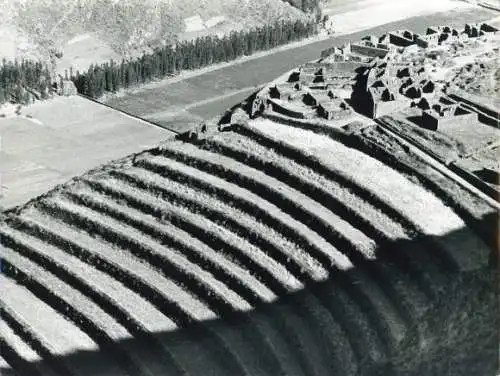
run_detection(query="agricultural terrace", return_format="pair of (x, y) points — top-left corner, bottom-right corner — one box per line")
(1, 109), (497, 375)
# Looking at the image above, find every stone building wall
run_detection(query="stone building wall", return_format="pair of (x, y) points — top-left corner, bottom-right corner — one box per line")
(268, 99), (306, 119)
(351, 43), (389, 58)
(422, 110), (478, 131)
(389, 32), (415, 47)
(372, 97), (410, 118)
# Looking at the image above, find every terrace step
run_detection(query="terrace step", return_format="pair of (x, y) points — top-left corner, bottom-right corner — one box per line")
(0, 355), (14, 376)
(84, 176), (302, 296)
(65, 186), (274, 306)
(202, 134), (380, 259)
(264, 302), (333, 376)
(0, 319), (58, 376)
(0, 224), (186, 376)
(135, 156), (392, 364)
(18, 206), (214, 325)
(63, 186), (307, 375)
(83, 169), (369, 374)
(205, 131), (432, 317)
(137, 156), (350, 278)
(151, 142), (354, 270)
(1, 247), (153, 376)
(151, 141), (412, 349)
(50, 193), (252, 316)
(201, 317), (287, 376)
(0, 275), (114, 376)
(291, 291), (360, 375)
(110, 167), (328, 282)
(235, 123), (450, 298)
(253, 118), (491, 272)
(13, 208), (248, 376)
(314, 279), (390, 367)
(81, 173), (364, 374)
(247, 310), (307, 376)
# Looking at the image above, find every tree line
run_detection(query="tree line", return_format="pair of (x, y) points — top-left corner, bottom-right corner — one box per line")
(0, 18), (318, 104)
(0, 58), (52, 105)
(72, 18), (318, 98)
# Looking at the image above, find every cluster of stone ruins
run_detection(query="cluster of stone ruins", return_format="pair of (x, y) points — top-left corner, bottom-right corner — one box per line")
(250, 22), (499, 131)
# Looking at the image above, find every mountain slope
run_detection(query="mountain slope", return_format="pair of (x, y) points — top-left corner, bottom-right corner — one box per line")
(1, 0), (308, 75)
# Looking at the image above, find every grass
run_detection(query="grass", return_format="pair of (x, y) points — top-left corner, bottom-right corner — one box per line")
(152, 140), (420, 348)
(248, 118), (470, 241)
(88, 176), (303, 294)
(0, 96), (171, 210)
(108, 168), (328, 282)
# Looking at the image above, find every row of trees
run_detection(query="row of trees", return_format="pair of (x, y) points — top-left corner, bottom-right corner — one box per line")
(0, 59), (52, 104)
(0, 18), (318, 104)
(72, 19), (318, 98)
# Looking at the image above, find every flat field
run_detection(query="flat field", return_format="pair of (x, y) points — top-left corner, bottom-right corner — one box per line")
(0, 96), (173, 209)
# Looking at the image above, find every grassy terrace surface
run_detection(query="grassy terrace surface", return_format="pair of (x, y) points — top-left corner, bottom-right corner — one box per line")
(1, 111), (497, 375)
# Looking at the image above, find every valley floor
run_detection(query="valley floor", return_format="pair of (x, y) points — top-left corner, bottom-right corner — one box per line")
(0, 96), (173, 210)
(105, 6), (497, 133)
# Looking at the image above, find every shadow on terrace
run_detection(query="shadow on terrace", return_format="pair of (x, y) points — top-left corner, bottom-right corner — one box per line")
(1, 212), (498, 376)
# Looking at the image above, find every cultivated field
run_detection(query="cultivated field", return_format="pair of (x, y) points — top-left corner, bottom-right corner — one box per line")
(0, 96), (173, 209)
(1, 110), (496, 375)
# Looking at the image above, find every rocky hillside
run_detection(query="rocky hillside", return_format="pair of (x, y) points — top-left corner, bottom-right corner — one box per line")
(0, 0), (308, 75)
